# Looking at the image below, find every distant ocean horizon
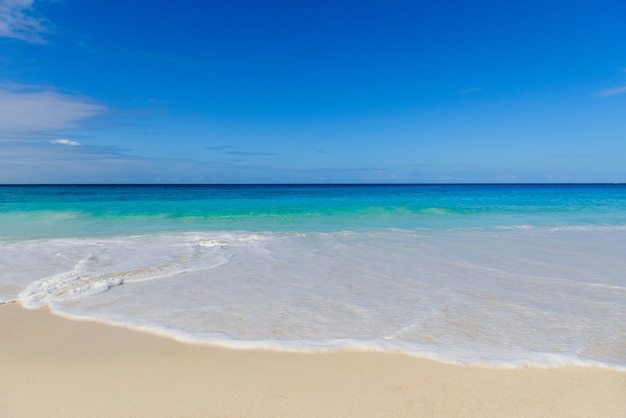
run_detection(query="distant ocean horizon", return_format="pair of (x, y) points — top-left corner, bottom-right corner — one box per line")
(1, 184), (625, 369)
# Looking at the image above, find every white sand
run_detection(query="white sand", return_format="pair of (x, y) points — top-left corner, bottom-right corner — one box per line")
(1, 303), (625, 417)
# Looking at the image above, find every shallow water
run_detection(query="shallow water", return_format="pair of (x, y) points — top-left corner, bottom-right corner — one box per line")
(1, 184), (625, 368)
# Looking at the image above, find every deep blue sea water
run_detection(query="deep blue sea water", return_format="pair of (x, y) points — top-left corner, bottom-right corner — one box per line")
(1, 184), (625, 368)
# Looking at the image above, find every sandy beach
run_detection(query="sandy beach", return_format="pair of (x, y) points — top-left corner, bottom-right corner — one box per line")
(1, 303), (624, 417)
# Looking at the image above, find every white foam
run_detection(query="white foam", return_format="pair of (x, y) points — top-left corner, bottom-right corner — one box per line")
(4, 234), (234, 307)
(2, 228), (625, 369)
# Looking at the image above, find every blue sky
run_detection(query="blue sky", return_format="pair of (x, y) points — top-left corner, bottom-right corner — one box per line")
(0, 0), (625, 183)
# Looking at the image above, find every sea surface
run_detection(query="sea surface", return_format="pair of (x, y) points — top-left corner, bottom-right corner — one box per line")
(1, 184), (625, 369)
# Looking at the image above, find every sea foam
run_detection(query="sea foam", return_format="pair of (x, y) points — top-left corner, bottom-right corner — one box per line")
(2, 184), (625, 369)
(2, 227), (625, 369)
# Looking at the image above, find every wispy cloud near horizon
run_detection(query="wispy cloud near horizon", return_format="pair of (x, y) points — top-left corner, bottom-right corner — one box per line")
(51, 138), (81, 146)
(205, 145), (278, 157)
(459, 86), (485, 95)
(593, 86), (626, 97)
(0, 0), (47, 43)
(0, 85), (107, 140)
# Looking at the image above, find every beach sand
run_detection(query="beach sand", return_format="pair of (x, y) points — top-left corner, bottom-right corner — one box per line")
(1, 303), (625, 417)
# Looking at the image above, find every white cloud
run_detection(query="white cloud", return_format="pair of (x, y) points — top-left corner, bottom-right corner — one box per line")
(0, 85), (107, 139)
(0, 0), (46, 43)
(593, 86), (626, 97)
(51, 138), (81, 146)
(459, 86), (484, 95)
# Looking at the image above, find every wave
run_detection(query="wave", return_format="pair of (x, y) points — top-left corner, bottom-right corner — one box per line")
(2, 228), (625, 369)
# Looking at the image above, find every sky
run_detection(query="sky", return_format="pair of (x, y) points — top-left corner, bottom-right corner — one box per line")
(0, 0), (625, 183)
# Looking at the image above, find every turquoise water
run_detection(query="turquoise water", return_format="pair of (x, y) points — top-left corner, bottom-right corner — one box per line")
(1, 184), (625, 368)
(2, 184), (625, 239)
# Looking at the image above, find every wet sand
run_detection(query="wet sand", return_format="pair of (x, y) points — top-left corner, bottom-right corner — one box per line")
(1, 303), (625, 417)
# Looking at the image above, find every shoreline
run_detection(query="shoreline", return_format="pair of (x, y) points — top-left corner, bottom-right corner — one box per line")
(2, 303), (625, 417)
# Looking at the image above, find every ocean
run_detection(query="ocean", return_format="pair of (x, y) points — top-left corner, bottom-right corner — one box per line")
(1, 184), (625, 369)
